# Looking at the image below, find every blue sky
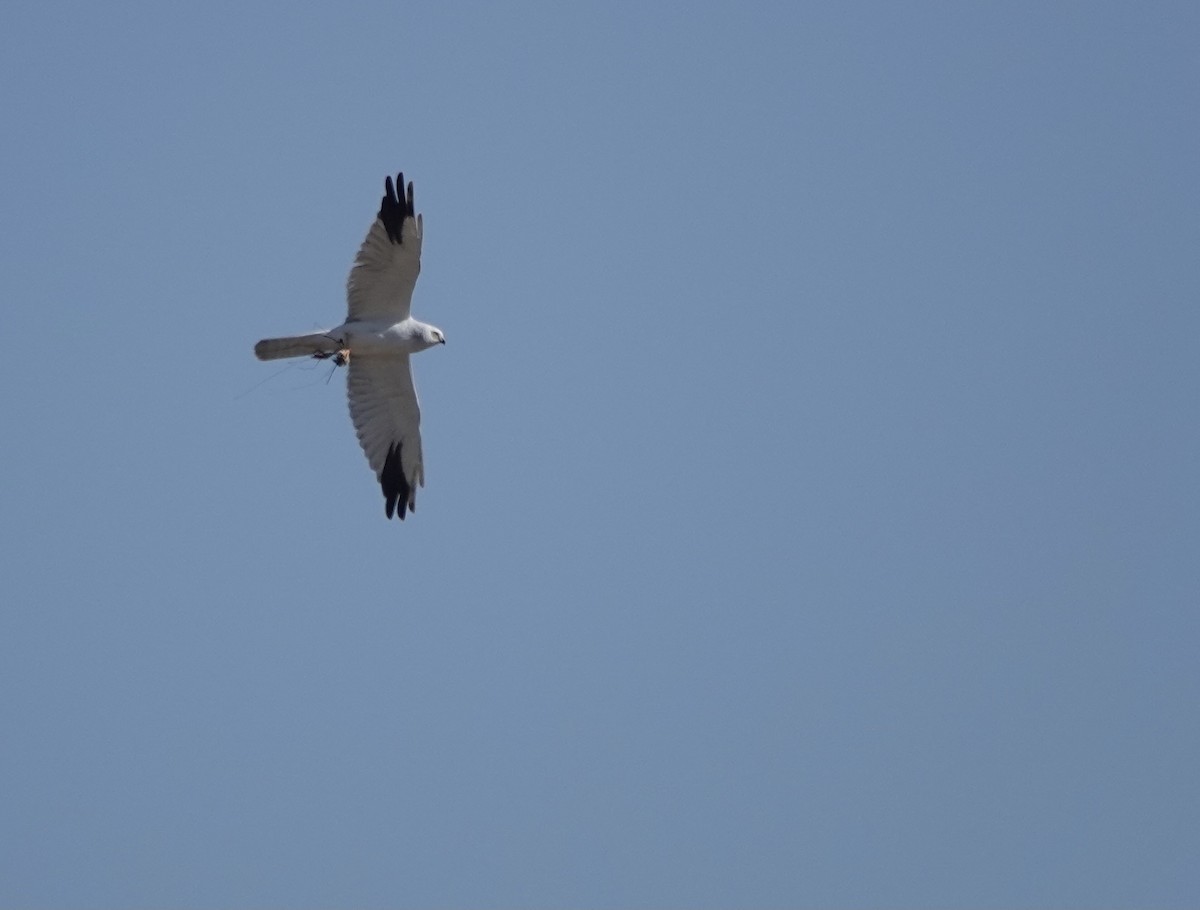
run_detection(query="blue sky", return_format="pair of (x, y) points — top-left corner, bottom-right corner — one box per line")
(1, 1), (1197, 906)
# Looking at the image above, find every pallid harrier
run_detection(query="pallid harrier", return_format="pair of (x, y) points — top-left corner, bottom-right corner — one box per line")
(254, 171), (444, 521)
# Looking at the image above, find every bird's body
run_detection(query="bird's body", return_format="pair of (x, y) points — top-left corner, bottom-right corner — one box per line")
(253, 172), (444, 521)
(343, 317), (444, 356)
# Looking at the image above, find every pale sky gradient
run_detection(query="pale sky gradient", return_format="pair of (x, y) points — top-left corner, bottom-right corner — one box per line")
(1, 1), (1198, 907)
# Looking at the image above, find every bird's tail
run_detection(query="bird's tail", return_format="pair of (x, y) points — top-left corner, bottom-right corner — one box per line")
(254, 332), (339, 361)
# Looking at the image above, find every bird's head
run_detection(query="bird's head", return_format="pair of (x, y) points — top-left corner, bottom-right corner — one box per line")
(427, 326), (447, 346)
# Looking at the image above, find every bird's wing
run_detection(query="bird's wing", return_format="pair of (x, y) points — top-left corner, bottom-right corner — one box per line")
(346, 173), (423, 323)
(347, 355), (425, 520)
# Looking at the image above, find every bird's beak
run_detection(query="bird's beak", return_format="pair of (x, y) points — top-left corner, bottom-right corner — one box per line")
(439, 337), (446, 344)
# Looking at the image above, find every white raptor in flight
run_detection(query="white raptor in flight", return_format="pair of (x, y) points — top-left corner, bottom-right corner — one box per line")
(254, 171), (444, 521)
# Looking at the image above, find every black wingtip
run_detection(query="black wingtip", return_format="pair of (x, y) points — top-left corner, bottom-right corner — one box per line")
(378, 170), (415, 245)
(380, 441), (411, 521)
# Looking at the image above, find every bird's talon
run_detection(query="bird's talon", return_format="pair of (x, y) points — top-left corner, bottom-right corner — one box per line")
(313, 348), (351, 367)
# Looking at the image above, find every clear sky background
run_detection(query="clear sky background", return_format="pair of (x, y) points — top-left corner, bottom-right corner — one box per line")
(1, 1), (1197, 907)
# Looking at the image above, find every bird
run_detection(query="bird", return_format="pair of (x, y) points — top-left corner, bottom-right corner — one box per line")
(254, 171), (445, 521)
